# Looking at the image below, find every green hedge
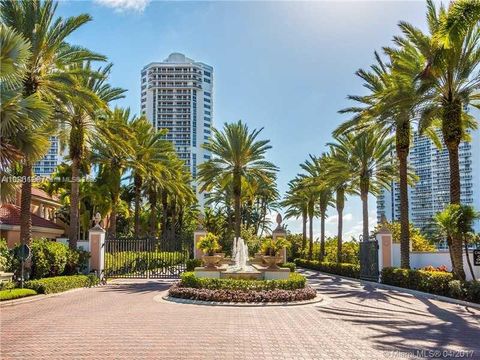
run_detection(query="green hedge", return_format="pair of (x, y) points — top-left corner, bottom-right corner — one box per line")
(295, 259), (360, 278)
(0, 288), (37, 301)
(381, 267), (453, 296)
(24, 275), (99, 294)
(180, 272), (306, 291)
(381, 267), (479, 303)
(186, 258), (202, 271)
(280, 262), (296, 272)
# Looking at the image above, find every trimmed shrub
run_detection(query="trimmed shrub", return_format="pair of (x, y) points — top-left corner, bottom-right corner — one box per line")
(280, 262), (296, 272)
(169, 284), (316, 303)
(179, 272), (306, 291)
(381, 267), (479, 304)
(381, 267), (454, 297)
(24, 274), (99, 294)
(186, 258), (202, 272)
(0, 288), (37, 301)
(295, 259), (360, 278)
(30, 239), (68, 279)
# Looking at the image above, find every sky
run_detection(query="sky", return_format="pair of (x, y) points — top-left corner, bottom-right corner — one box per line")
(56, 0), (432, 240)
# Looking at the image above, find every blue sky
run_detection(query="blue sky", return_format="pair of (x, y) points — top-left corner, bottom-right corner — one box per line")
(57, 0), (431, 239)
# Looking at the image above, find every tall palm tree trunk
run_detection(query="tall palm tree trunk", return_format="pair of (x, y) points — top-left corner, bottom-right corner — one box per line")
(336, 188), (345, 263)
(20, 162), (33, 246)
(302, 209), (307, 252)
(108, 207), (117, 239)
(69, 158), (80, 249)
(319, 209), (326, 262)
(443, 100), (465, 280)
(134, 174), (142, 238)
(360, 180), (369, 242)
(308, 212), (313, 260)
(397, 125), (411, 269)
(161, 191), (168, 240)
(148, 189), (158, 237)
(233, 173), (242, 239)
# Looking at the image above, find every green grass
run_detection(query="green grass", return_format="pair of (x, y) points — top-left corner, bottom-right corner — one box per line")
(0, 288), (38, 301)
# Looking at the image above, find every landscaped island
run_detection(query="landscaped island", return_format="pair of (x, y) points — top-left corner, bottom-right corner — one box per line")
(168, 233), (317, 303)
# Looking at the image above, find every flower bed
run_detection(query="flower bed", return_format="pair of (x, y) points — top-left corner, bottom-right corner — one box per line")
(0, 288), (37, 301)
(381, 267), (480, 304)
(168, 272), (316, 303)
(295, 259), (360, 278)
(24, 274), (99, 294)
(180, 272), (306, 291)
(169, 284), (316, 303)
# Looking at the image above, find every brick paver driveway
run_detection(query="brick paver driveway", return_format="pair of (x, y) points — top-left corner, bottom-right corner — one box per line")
(1, 270), (479, 359)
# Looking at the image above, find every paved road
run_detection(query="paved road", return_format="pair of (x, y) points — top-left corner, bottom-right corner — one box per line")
(1, 270), (479, 359)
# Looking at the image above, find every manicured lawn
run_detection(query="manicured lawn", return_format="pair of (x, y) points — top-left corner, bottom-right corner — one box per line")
(0, 288), (37, 301)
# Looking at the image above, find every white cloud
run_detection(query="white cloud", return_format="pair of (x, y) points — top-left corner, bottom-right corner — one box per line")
(94, 0), (150, 13)
(325, 213), (353, 224)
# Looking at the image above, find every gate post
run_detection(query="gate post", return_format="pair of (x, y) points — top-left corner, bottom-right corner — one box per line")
(376, 224), (393, 276)
(193, 230), (207, 260)
(88, 213), (106, 280)
(272, 213), (287, 264)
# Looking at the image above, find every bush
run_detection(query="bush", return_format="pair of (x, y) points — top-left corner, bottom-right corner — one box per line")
(186, 258), (202, 271)
(280, 262), (296, 272)
(0, 238), (13, 272)
(169, 284), (316, 303)
(24, 274), (99, 294)
(64, 248), (90, 275)
(381, 267), (454, 296)
(381, 267), (479, 304)
(30, 239), (68, 279)
(179, 272), (306, 291)
(295, 259), (360, 278)
(0, 288), (37, 301)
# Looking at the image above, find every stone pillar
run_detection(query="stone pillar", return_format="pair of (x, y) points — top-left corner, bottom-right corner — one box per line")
(376, 226), (393, 273)
(193, 230), (207, 260)
(88, 213), (105, 280)
(272, 213), (287, 264)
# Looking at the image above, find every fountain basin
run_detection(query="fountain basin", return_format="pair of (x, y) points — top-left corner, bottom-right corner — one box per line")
(194, 263), (289, 280)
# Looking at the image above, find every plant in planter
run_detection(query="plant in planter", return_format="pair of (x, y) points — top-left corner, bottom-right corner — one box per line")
(197, 233), (222, 268)
(261, 237), (290, 269)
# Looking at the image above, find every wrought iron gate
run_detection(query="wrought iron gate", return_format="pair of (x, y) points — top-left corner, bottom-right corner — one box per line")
(104, 237), (190, 279)
(359, 239), (379, 282)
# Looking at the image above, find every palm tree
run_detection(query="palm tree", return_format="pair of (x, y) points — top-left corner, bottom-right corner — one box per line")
(324, 145), (355, 263)
(335, 46), (424, 268)
(327, 130), (397, 242)
(1, 0), (105, 247)
(435, 204), (480, 281)
(299, 154), (334, 261)
(282, 180), (309, 253)
(399, 0), (480, 278)
(0, 25), (51, 203)
(62, 63), (125, 248)
(198, 121), (278, 239)
(91, 107), (135, 238)
(129, 116), (176, 238)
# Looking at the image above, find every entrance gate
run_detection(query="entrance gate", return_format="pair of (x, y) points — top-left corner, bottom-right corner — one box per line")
(104, 237), (190, 279)
(359, 239), (379, 282)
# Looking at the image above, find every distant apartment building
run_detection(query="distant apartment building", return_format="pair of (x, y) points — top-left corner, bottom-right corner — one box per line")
(140, 53), (213, 207)
(33, 136), (63, 177)
(376, 129), (480, 233)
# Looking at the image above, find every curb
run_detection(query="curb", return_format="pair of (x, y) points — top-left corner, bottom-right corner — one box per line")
(300, 268), (480, 310)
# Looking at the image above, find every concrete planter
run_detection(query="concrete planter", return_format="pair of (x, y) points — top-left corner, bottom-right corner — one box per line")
(202, 255), (222, 269)
(262, 255), (282, 269)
